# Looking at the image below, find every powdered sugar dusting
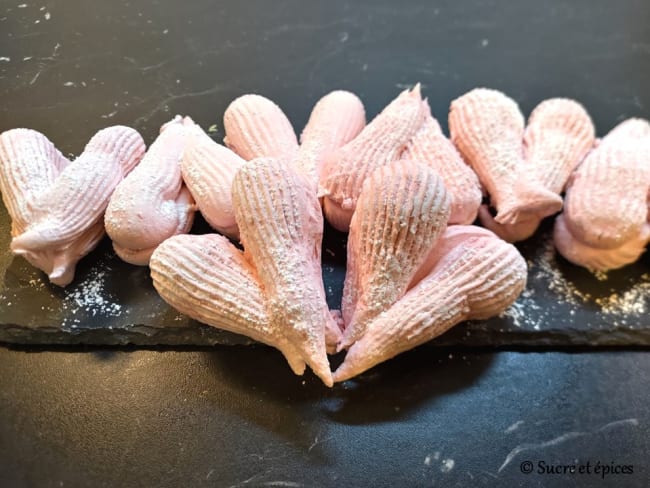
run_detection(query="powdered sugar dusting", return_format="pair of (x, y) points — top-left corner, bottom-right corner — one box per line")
(534, 237), (591, 305)
(501, 288), (545, 330)
(595, 274), (650, 316)
(62, 269), (122, 318)
(502, 232), (650, 329)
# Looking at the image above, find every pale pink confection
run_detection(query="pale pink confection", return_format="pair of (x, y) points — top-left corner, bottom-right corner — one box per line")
(319, 84), (426, 231)
(479, 98), (596, 242)
(402, 101), (481, 225)
(409, 224), (496, 288)
(223, 94), (298, 161)
(150, 234), (308, 376)
(525, 98), (595, 193)
(340, 160), (450, 350)
(554, 118), (650, 270)
(181, 127), (245, 239)
(232, 157), (338, 387)
(0, 129), (69, 237)
(105, 116), (197, 266)
(2, 126), (145, 286)
(293, 90), (366, 186)
(554, 214), (650, 271)
(449, 88), (562, 232)
(333, 231), (527, 382)
(476, 205), (541, 243)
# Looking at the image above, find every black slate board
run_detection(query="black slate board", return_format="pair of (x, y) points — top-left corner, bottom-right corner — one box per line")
(1, 198), (650, 346)
(0, 0), (649, 349)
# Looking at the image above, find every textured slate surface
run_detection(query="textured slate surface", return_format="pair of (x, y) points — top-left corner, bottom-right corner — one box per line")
(2, 348), (649, 487)
(1, 206), (650, 346)
(0, 0), (649, 348)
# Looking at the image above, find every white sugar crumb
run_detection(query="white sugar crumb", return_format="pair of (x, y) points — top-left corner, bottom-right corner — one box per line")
(593, 269), (609, 281)
(29, 277), (45, 289)
(62, 270), (122, 317)
(440, 459), (455, 473)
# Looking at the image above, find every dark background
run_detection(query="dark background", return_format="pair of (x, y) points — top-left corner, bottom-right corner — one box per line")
(1, 0), (649, 486)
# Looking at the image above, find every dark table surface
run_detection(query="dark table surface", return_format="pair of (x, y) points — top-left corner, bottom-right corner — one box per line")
(1, 0), (650, 486)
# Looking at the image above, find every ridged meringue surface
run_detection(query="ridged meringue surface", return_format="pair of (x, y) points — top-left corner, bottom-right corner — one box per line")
(4, 126), (145, 285)
(319, 85), (426, 231)
(232, 157), (338, 386)
(340, 160), (450, 349)
(105, 116), (197, 265)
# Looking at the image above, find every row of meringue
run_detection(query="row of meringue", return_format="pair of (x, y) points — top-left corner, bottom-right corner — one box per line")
(150, 156), (527, 385)
(449, 88), (650, 270)
(3, 85), (647, 278)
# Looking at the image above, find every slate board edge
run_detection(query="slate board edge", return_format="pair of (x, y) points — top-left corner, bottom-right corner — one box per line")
(2, 323), (650, 347)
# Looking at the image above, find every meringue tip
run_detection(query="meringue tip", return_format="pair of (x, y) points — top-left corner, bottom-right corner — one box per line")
(10, 228), (47, 252)
(399, 82), (422, 100)
(331, 345), (372, 383)
(300, 347), (334, 386)
(161, 115), (184, 132)
(332, 360), (361, 383)
(495, 188), (562, 226)
(48, 264), (75, 287)
(284, 355), (307, 376)
(181, 115), (196, 126)
(478, 205), (540, 242)
(309, 360), (334, 387)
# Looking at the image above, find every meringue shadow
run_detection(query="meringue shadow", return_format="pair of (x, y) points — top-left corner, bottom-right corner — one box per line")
(325, 346), (496, 424)
(201, 345), (340, 461)
(203, 343), (495, 432)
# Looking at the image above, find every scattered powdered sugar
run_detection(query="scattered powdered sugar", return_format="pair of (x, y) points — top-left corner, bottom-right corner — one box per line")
(440, 459), (455, 473)
(535, 236), (650, 317)
(501, 288), (545, 330)
(62, 269), (122, 317)
(534, 237), (591, 305)
(28, 277), (46, 290)
(593, 269), (609, 282)
(595, 274), (650, 316)
(502, 233), (650, 328)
